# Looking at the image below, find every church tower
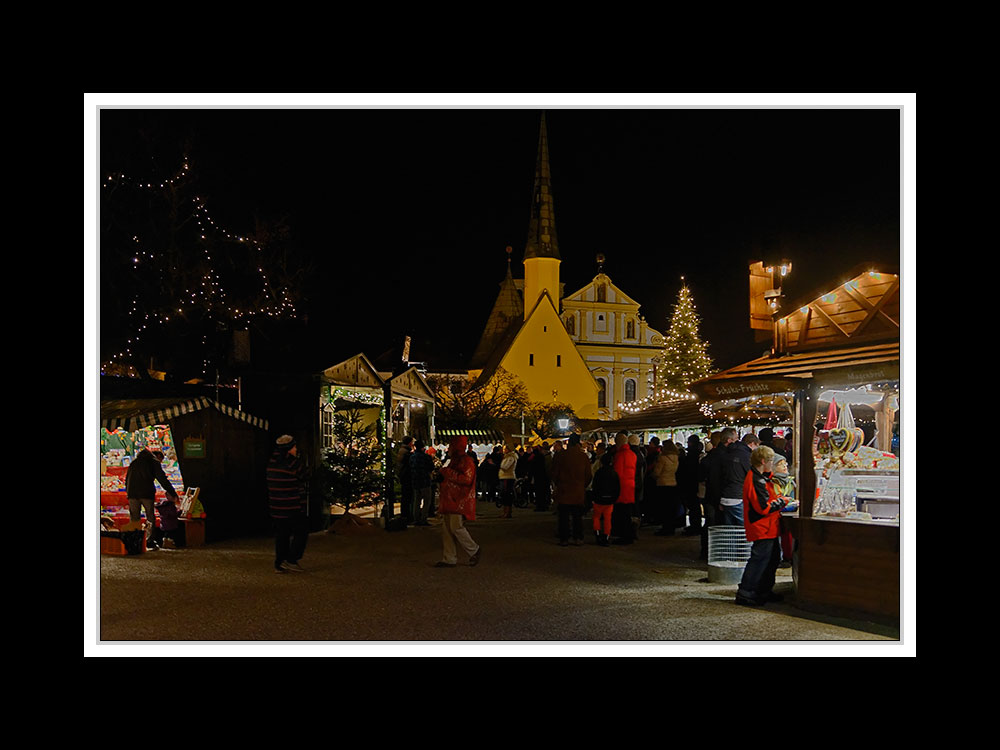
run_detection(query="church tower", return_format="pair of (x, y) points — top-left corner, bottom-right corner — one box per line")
(522, 112), (561, 319)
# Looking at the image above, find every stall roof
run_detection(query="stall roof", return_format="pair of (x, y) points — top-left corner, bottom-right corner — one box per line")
(690, 341), (900, 401)
(101, 397), (269, 432)
(578, 398), (709, 434)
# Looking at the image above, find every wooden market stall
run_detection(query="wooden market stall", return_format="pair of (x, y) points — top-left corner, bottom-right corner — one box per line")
(100, 397), (272, 544)
(690, 264), (902, 623)
(320, 354), (437, 522)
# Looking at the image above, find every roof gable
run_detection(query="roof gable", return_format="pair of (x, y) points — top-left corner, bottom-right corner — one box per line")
(498, 291), (599, 392)
(322, 353), (384, 389)
(563, 273), (641, 308)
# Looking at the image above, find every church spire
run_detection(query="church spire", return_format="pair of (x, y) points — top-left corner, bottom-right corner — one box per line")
(523, 112), (560, 261)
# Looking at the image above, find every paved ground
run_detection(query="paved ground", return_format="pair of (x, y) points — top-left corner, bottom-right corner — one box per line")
(91, 500), (904, 654)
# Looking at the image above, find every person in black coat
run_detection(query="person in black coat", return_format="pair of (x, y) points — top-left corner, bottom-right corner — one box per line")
(410, 439), (436, 525)
(720, 432), (761, 525)
(125, 448), (179, 550)
(699, 430), (732, 558)
(531, 445), (551, 512)
(479, 447), (501, 505)
(678, 435), (704, 535)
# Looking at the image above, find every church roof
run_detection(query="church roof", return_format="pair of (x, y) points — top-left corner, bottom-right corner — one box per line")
(469, 256), (524, 369)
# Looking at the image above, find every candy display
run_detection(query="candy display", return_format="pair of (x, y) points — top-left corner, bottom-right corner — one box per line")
(100, 424), (186, 527)
(820, 444), (899, 473)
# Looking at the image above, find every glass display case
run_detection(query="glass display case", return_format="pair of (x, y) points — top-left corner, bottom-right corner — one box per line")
(815, 468), (899, 523)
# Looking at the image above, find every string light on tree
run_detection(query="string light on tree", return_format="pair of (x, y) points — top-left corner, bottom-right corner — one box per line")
(617, 278), (716, 414)
(101, 156), (301, 378)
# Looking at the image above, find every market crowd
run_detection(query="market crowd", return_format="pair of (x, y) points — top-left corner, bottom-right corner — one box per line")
(256, 426), (798, 606)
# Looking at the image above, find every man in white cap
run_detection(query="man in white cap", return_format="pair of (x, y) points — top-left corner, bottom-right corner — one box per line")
(267, 435), (308, 573)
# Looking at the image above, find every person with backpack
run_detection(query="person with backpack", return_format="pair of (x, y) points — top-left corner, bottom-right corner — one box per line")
(591, 451), (620, 546)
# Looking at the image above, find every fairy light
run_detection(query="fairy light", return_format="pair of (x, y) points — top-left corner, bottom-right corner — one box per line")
(102, 158), (299, 375)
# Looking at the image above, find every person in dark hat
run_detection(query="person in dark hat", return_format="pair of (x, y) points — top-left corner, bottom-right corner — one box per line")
(267, 435), (308, 573)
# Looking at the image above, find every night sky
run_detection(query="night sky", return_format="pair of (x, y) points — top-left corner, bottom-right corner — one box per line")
(95, 100), (903, 375)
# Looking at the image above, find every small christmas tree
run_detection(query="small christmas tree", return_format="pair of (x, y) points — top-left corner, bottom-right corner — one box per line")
(318, 406), (384, 525)
(655, 280), (716, 393)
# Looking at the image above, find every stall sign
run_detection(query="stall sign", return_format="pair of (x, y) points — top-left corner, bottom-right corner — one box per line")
(183, 437), (206, 459)
(817, 363), (899, 388)
(696, 378), (800, 400)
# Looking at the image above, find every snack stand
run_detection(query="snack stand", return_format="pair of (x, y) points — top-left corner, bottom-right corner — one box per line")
(690, 265), (901, 623)
(100, 397), (270, 548)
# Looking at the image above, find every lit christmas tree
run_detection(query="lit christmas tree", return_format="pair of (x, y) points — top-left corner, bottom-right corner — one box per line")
(656, 280), (716, 391)
(619, 279), (712, 414)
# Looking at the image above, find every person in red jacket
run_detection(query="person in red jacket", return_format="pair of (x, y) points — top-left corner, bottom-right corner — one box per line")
(735, 445), (787, 606)
(434, 436), (482, 567)
(611, 432), (638, 544)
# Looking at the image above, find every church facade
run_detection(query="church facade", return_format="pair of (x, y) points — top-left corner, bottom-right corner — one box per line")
(463, 113), (664, 423)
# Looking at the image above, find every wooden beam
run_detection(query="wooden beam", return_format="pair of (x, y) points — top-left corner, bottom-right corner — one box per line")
(810, 303), (852, 340)
(843, 278), (900, 335)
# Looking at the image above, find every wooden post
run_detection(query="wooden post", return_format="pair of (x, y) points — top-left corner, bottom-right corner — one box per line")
(383, 380), (394, 521)
(796, 383), (820, 517)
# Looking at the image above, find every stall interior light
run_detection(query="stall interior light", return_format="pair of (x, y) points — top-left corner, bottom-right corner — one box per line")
(818, 388), (890, 407)
(799, 306), (809, 314)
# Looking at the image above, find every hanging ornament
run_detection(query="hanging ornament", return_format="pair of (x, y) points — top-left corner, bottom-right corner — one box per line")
(824, 397), (839, 430)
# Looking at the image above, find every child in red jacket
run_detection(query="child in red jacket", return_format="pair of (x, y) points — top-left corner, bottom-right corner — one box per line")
(735, 445), (787, 607)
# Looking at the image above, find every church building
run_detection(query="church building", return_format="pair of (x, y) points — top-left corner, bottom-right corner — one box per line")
(466, 113), (664, 422)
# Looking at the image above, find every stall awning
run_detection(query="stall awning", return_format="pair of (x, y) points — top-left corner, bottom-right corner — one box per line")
(690, 341), (900, 400)
(435, 428), (503, 445)
(101, 397), (269, 432)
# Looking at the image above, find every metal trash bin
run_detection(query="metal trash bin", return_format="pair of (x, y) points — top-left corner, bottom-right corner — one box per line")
(707, 525), (751, 584)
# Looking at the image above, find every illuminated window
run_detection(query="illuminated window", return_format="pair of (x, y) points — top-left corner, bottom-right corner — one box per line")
(597, 378), (607, 408)
(321, 403), (335, 449)
(625, 379), (636, 402)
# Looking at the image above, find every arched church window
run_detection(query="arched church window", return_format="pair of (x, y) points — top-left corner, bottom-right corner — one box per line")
(626, 319), (635, 339)
(597, 378), (607, 408)
(566, 316), (575, 335)
(625, 379), (636, 403)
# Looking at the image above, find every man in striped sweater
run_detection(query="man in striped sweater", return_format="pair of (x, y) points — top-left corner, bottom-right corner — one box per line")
(268, 434), (308, 573)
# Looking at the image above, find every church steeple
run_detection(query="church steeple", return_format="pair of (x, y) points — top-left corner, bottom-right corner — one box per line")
(523, 112), (560, 261)
(523, 112), (561, 319)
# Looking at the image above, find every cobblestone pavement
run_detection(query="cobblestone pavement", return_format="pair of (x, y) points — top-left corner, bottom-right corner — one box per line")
(92, 501), (904, 654)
